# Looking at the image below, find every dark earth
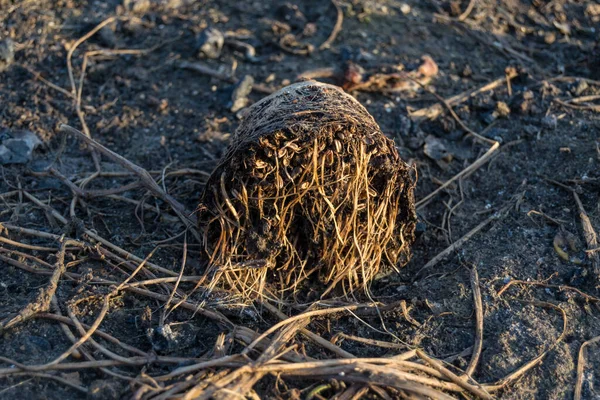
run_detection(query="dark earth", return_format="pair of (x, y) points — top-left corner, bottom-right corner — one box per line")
(1, 0), (600, 399)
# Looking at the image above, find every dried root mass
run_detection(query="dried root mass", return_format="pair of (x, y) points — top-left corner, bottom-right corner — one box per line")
(197, 81), (416, 299)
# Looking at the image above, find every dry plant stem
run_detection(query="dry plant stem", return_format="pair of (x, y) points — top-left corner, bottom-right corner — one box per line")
(201, 320), (309, 399)
(17, 63), (74, 99)
(464, 266), (483, 378)
(67, 307), (141, 366)
(256, 360), (462, 393)
(7, 250), (155, 372)
(412, 209), (504, 280)
(319, 0), (343, 50)
(16, 191), (178, 279)
(177, 61), (274, 94)
(49, 167), (141, 199)
(416, 141), (500, 209)
(1, 226), (232, 326)
(50, 297), (82, 359)
(410, 70), (518, 122)
(0, 238), (83, 332)
(483, 301), (567, 392)
(0, 357), (243, 376)
(6, 372), (88, 394)
(0, 235), (56, 251)
(65, 17), (121, 177)
(573, 192), (600, 276)
(416, 350), (492, 400)
(260, 301), (355, 358)
(37, 313), (149, 358)
(243, 304), (376, 355)
(160, 235), (188, 325)
(4, 295), (112, 372)
(497, 280), (600, 302)
(332, 332), (407, 351)
(407, 75), (495, 146)
(457, 0), (477, 21)
(574, 335), (600, 400)
(59, 124), (200, 241)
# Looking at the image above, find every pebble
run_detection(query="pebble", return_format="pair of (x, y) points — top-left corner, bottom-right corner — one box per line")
(541, 114), (557, 130)
(400, 3), (411, 15)
(197, 27), (224, 59)
(0, 38), (15, 72)
(570, 79), (588, 96)
(122, 0), (151, 14)
(0, 129), (42, 164)
(229, 75), (254, 112)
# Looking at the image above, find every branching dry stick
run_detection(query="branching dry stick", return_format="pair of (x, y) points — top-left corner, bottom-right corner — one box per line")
(260, 301), (356, 359)
(575, 335), (600, 400)
(0, 238), (84, 332)
(197, 320), (310, 399)
(242, 304), (376, 356)
(59, 124), (201, 241)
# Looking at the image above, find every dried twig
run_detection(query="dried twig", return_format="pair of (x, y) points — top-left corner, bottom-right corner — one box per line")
(573, 192), (600, 277)
(416, 349), (493, 399)
(413, 205), (507, 281)
(59, 124), (201, 241)
(574, 335), (600, 400)
(319, 0), (343, 50)
(464, 265), (483, 378)
(0, 239), (83, 332)
(410, 70), (518, 122)
(416, 142), (500, 209)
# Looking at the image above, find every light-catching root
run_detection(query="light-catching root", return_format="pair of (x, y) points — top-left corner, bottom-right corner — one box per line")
(197, 81), (416, 300)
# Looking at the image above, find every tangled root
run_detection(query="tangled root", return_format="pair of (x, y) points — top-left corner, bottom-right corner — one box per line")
(197, 81), (416, 300)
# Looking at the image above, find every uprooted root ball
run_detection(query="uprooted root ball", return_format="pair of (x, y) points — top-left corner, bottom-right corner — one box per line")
(197, 81), (416, 300)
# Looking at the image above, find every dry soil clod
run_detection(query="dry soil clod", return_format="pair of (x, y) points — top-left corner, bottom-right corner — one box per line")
(197, 81), (417, 300)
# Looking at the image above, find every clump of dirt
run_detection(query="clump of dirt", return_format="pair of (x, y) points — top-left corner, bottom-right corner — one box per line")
(197, 81), (416, 300)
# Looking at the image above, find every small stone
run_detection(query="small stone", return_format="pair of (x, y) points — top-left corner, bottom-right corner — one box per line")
(543, 32), (556, 44)
(147, 322), (199, 353)
(197, 27), (224, 59)
(494, 101), (511, 118)
(461, 64), (472, 77)
(400, 3), (411, 15)
(570, 79), (589, 96)
(541, 115), (557, 130)
(586, 4), (600, 16)
(515, 90), (535, 114)
(423, 135), (452, 162)
(123, 0), (151, 14)
(229, 75), (254, 112)
(0, 38), (15, 72)
(0, 129), (42, 164)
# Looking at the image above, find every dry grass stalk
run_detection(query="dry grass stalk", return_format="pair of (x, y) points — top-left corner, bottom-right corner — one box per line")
(198, 81), (417, 300)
